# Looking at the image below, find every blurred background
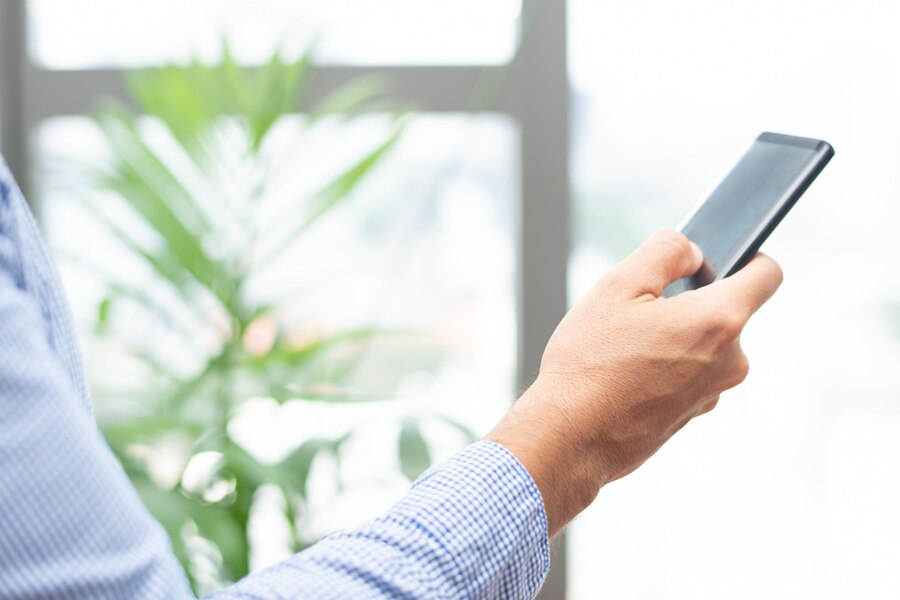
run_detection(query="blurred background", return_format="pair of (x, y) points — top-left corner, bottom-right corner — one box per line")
(1, 0), (899, 598)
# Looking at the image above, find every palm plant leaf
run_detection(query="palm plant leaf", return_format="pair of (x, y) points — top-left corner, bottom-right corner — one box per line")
(257, 122), (406, 267)
(65, 41), (467, 593)
(398, 418), (432, 481)
(93, 110), (233, 306)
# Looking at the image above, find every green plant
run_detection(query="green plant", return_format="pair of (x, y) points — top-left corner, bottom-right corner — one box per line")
(66, 45), (474, 593)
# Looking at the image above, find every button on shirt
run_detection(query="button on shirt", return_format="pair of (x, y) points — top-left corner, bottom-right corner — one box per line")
(0, 157), (550, 599)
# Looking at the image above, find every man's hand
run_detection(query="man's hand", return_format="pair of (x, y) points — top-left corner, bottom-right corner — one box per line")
(487, 229), (783, 536)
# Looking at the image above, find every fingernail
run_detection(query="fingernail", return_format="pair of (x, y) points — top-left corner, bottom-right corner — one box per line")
(689, 241), (703, 261)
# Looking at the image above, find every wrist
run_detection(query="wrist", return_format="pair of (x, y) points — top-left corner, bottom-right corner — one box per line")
(486, 376), (609, 536)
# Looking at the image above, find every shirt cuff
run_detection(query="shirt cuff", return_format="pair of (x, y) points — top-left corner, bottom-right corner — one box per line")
(405, 439), (552, 598)
(214, 440), (551, 599)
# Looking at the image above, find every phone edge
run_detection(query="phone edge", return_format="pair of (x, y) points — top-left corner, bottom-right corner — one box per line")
(723, 138), (835, 278)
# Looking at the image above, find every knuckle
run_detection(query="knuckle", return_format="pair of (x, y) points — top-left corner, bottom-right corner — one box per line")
(598, 267), (628, 294)
(771, 260), (785, 286)
(756, 254), (784, 288)
(731, 353), (751, 386)
(722, 314), (745, 338)
(601, 265), (624, 286)
(654, 229), (691, 256)
(707, 308), (744, 340)
(701, 395), (720, 415)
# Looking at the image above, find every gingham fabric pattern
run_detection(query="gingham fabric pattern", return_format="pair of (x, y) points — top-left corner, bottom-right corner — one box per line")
(0, 156), (550, 599)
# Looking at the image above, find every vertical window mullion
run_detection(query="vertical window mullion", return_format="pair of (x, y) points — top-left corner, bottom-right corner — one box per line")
(515, 1), (570, 598)
(0, 0), (30, 201)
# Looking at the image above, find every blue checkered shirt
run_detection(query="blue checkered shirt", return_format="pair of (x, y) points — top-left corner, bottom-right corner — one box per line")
(0, 157), (550, 599)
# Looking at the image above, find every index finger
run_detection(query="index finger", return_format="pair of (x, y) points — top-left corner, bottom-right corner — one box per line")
(692, 253), (784, 322)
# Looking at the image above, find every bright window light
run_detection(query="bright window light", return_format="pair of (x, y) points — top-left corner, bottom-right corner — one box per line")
(28, 0), (522, 68)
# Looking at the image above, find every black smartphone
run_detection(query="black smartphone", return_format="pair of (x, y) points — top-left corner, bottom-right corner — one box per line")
(663, 132), (834, 297)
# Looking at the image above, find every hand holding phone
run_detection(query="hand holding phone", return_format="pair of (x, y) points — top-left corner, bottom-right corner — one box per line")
(663, 132), (834, 297)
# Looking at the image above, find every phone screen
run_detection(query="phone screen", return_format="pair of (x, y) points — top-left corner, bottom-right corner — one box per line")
(664, 133), (833, 297)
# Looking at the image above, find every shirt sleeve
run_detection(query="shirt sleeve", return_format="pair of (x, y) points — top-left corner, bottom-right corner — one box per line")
(215, 441), (551, 600)
(0, 159), (550, 599)
(0, 163), (195, 598)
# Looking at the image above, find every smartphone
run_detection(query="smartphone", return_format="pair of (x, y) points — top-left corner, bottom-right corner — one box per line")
(663, 132), (834, 297)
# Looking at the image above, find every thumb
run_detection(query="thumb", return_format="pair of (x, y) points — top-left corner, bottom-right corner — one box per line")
(614, 229), (703, 297)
